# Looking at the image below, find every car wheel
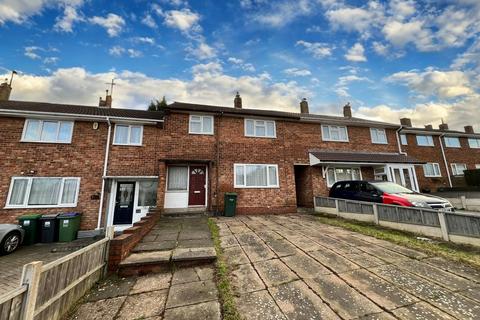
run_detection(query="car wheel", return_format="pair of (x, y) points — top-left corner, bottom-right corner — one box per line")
(1, 231), (21, 255)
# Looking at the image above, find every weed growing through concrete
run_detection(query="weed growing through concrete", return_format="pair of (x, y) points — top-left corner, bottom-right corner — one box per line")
(208, 218), (242, 320)
(314, 213), (480, 268)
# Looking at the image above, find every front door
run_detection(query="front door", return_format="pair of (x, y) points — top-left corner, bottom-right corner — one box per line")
(113, 182), (135, 225)
(188, 166), (206, 206)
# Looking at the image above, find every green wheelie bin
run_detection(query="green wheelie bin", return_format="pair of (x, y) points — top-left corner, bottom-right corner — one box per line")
(224, 193), (238, 217)
(17, 213), (42, 245)
(57, 212), (81, 242)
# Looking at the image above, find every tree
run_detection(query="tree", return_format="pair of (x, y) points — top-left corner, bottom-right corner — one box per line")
(148, 96), (167, 111)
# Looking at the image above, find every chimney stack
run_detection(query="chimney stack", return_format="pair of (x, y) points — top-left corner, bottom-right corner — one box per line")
(439, 123), (449, 130)
(400, 118), (412, 127)
(0, 80), (12, 101)
(234, 92), (242, 109)
(465, 125), (474, 134)
(99, 90), (112, 108)
(300, 98), (309, 114)
(343, 103), (352, 118)
(425, 124), (433, 130)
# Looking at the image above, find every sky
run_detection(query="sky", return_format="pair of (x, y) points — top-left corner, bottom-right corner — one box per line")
(0, 0), (479, 130)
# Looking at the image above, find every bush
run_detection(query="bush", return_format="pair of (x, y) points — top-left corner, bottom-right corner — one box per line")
(464, 169), (480, 186)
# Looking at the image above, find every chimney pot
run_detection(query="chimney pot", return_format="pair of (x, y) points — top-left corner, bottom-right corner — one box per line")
(300, 98), (309, 114)
(234, 92), (242, 109)
(400, 118), (412, 127)
(465, 125), (474, 134)
(439, 123), (449, 130)
(343, 103), (352, 118)
(425, 124), (433, 130)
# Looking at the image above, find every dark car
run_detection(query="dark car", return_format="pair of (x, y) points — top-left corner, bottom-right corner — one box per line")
(329, 180), (454, 211)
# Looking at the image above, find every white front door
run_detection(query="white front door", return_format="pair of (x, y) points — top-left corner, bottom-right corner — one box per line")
(386, 165), (419, 192)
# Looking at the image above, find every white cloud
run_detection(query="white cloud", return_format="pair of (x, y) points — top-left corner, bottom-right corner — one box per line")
(54, 4), (83, 32)
(186, 42), (216, 60)
(345, 43), (367, 62)
(382, 19), (435, 51)
(127, 49), (142, 58)
(248, 0), (316, 28)
(89, 13), (125, 37)
(296, 40), (333, 59)
(386, 68), (475, 99)
(43, 56), (59, 64)
(163, 9), (200, 32)
(388, 0), (416, 20)
(131, 37), (155, 45)
(283, 68), (311, 77)
(109, 46), (142, 58)
(24, 46), (42, 60)
(326, 2), (384, 37)
(2, 66), (310, 113)
(141, 14), (157, 28)
(227, 57), (256, 72)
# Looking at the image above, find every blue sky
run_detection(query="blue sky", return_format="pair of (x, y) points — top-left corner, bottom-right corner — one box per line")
(1, 0), (479, 129)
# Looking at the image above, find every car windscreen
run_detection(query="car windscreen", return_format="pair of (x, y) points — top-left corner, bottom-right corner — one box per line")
(370, 182), (414, 194)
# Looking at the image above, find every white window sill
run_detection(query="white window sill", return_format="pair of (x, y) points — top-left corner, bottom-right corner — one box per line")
(112, 143), (143, 147)
(188, 132), (214, 135)
(20, 140), (72, 144)
(372, 141), (388, 145)
(445, 146), (461, 148)
(234, 186), (280, 189)
(417, 145), (434, 147)
(4, 204), (77, 209)
(244, 135), (277, 139)
(322, 139), (349, 143)
(424, 175), (442, 178)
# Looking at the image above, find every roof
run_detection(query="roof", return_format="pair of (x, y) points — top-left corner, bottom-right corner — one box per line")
(0, 100), (165, 121)
(310, 150), (424, 164)
(167, 102), (399, 127)
(400, 126), (479, 137)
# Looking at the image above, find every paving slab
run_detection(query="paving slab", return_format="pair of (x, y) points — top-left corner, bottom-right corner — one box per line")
(132, 241), (177, 252)
(423, 256), (480, 283)
(269, 280), (340, 320)
(85, 277), (135, 302)
(266, 239), (299, 257)
(164, 301), (221, 320)
(281, 251), (331, 278)
(70, 296), (126, 320)
(309, 249), (360, 273)
(177, 238), (213, 248)
(230, 263), (265, 294)
(344, 252), (387, 268)
(223, 245), (250, 266)
(392, 302), (455, 320)
(119, 250), (171, 266)
(358, 245), (409, 263)
(358, 312), (397, 320)
(177, 230), (211, 240)
(236, 232), (264, 246)
(219, 235), (238, 248)
(235, 290), (287, 320)
(254, 259), (299, 287)
(195, 265), (215, 281)
(459, 286), (480, 302)
(171, 247), (216, 262)
(242, 243), (276, 262)
(166, 280), (218, 309)
(285, 236), (321, 252)
(229, 226), (251, 234)
(256, 231), (284, 242)
(305, 274), (383, 319)
(116, 290), (168, 320)
(340, 269), (418, 310)
(130, 272), (172, 294)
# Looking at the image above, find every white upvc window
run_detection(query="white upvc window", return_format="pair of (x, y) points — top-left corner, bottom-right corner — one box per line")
(6, 177), (80, 208)
(370, 128), (388, 144)
(416, 135), (434, 146)
(113, 124), (143, 146)
(400, 134), (408, 145)
(189, 115), (214, 135)
(322, 125), (348, 142)
(423, 163), (441, 177)
(475, 164), (480, 169)
(245, 119), (276, 138)
(451, 163), (467, 176)
(234, 164), (279, 188)
(326, 167), (361, 187)
(444, 136), (461, 148)
(468, 138), (480, 148)
(22, 119), (74, 143)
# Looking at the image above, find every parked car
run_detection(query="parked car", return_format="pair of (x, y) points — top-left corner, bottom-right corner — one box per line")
(0, 224), (24, 255)
(329, 180), (454, 211)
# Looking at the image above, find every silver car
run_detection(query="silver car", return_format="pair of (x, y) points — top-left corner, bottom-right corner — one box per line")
(0, 224), (25, 255)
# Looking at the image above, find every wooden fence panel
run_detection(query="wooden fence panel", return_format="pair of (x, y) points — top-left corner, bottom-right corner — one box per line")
(0, 286), (27, 320)
(445, 214), (480, 238)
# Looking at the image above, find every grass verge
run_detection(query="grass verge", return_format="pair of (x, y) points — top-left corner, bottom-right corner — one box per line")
(208, 218), (242, 320)
(314, 213), (480, 268)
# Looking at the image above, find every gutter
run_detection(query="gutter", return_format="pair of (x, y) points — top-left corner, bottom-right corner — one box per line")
(439, 134), (453, 188)
(97, 117), (112, 230)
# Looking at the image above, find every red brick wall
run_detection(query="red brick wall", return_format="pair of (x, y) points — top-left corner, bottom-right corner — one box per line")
(0, 117), (107, 230)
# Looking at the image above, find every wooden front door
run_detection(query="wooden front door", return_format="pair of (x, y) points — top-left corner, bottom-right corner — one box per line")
(113, 182), (135, 225)
(188, 166), (206, 206)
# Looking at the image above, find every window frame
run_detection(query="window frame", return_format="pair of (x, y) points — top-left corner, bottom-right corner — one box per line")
(400, 134), (408, 145)
(5, 177), (80, 209)
(233, 164), (279, 188)
(21, 119), (74, 144)
(444, 136), (461, 148)
(451, 163), (467, 176)
(188, 115), (214, 135)
(113, 124), (143, 146)
(166, 166), (189, 192)
(244, 119), (276, 138)
(416, 135), (434, 147)
(370, 128), (388, 144)
(321, 125), (349, 142)
(326, 167), (362, 187)
(423, 163), (441, 177)
(468, 138), (480, 149)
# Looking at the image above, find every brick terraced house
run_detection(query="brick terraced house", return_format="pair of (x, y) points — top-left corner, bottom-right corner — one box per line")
(1, 90), (479, 232)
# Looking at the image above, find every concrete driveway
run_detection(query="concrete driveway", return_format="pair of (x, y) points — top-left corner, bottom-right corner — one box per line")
(216, 214), (480, 320)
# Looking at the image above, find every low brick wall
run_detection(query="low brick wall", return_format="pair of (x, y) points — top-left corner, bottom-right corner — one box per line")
(108, 210), (161, 272)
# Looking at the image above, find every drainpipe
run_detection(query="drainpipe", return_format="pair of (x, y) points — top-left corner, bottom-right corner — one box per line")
(395, 126), (407, 155)
(97, 117), (112, 230)
(215, 111), (223, 213)
(439, 134), (453, 188)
